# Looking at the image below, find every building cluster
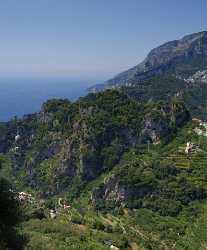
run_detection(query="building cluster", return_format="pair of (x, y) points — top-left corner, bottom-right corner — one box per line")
(192, 118), (207, 137)
(185, 142), (194, 155)
(184, 70), (207, 84)
(18, 191), (33, 202)
(49, 198), (71, 219)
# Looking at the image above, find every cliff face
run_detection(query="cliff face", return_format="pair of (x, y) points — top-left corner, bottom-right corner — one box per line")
(142, 31), (207, 70)
(89, 31), (207, 92)
(0, 90), (189, 195)
(92, 174), (153, 208)
(1, 89), (207, 250)
(87, 32), (207, 120)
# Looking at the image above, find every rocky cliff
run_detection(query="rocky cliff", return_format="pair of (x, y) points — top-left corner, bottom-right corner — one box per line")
(0, 90), (189, 196)
(1, 89), (207, 250)
(89, 31), (207, 92)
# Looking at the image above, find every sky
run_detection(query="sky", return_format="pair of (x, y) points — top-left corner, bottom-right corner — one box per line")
(0, 0), (207, 80)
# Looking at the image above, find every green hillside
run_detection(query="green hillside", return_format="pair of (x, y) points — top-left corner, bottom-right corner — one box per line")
(89, 31), (207, 120)
(0, 89), (207, 249)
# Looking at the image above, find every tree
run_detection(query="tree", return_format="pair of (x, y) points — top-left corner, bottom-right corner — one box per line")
(0, 158), (25, 250)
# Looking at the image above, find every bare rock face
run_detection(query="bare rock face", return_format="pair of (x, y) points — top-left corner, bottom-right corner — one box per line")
(139, 113), (167, 144)
(92, 176), (127, 206)
(138, 103), (189, 144)
(37, 105), (53, 124)
(77, 145), (101, 180)
(143, 31), (207, 70)
(91, 174), (153, 207)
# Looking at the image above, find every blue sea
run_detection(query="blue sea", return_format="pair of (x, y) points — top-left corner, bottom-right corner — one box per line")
(0, 78), (96, 122)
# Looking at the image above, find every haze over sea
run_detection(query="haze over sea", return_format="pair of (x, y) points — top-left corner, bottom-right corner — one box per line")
(0, 78), (96, 122)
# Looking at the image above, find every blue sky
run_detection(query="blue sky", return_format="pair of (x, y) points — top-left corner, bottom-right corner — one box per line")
(0, 0), (206, 80)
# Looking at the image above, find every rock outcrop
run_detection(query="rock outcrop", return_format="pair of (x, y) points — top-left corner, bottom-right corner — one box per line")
(0, 91), (189, 195)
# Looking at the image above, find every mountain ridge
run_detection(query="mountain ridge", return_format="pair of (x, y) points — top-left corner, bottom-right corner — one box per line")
(1, 31), (207, 250)
(88, 31), (207, 92)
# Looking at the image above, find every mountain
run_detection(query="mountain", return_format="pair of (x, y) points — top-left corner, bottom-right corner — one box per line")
(1, 32), (207, 250)
(0, 90), (189, 193)
(0, 90), (207, 249)
(88, 31), (207, 120)
(89, 31), (207, 91)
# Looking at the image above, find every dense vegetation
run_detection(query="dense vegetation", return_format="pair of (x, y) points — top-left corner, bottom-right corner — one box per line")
(0, 90), (206, 249)
(121, 75), (207, 121)
(0, 157), (25, 250)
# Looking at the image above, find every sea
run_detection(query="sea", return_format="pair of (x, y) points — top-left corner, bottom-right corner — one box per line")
(0, 77), (96, 122)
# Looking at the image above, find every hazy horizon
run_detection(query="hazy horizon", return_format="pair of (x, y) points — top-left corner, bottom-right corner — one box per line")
(0, 77), (100, 122)
(1, 0), (207, 121)
(0, 0), (207, 79)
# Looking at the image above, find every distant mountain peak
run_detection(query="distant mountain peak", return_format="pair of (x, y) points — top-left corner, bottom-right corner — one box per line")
(181, 30), (207, 42)
(88, 31), (207, 92)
